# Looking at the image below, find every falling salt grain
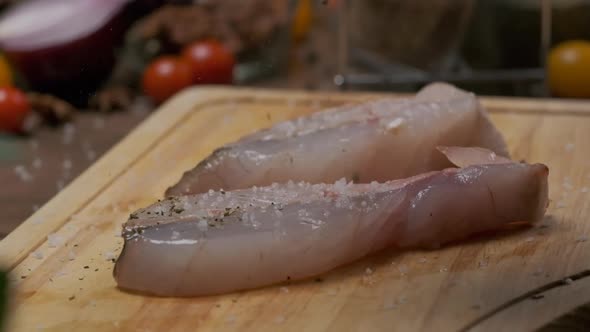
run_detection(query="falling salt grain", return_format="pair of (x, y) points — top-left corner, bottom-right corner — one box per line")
(564, 143), (574, 152)
(524, 236), (535, 243)
(418, 258), (427, 264)
(32, 250), (43, 260)
(280, 286), (289, 293)
(47, 233), (63, 248)
(63, 159), (72, 170)
(365, 268), (373, 275)
(439, 266), (448, 273)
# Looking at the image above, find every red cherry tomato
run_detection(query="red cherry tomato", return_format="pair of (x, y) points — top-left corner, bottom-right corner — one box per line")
(142, 56), (194, 104)
(181, 40), (235, 84)
(0, 86), (30, 132)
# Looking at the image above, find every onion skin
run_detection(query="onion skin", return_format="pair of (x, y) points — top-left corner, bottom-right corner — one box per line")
(0, 0), (159, 105)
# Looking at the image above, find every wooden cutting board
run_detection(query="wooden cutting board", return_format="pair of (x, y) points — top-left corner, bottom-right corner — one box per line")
(1, 87), (590, 332)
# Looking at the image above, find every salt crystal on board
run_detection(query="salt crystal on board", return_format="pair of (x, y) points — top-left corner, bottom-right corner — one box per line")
(47, 233), (63, 248)
(382, 298), (397, 310)
(32, 250), (43, 259)
(32, 158), (43, 169)
(103, 251), (116, 261)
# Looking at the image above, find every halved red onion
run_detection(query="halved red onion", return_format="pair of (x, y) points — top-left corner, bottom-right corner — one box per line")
(0, 0), (132, 104)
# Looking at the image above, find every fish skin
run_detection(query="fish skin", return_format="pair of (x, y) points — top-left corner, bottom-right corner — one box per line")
(165, 83), (509, 196)
(115, 157), (548, 297)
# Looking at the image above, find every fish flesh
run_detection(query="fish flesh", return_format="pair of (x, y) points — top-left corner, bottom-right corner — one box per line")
(165, 83), (509, 196)
(115, 147), (548, 297)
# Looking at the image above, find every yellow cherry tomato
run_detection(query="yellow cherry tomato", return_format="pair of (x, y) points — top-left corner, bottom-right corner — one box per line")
(0, 55), (12, 87)
(292, 0), (312, 42)
(548, 40), (590, 98)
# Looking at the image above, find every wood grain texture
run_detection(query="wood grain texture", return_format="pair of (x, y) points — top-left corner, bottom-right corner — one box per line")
(1, 87), (590, 332)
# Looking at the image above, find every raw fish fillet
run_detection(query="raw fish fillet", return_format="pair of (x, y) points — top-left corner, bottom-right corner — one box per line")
(165, 83), (508, 196)
(115, 147), (548, 297)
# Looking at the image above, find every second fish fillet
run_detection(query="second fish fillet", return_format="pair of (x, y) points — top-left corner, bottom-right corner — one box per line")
(165, 83), (508, 196)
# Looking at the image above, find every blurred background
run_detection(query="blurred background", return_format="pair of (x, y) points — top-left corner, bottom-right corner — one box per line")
(0, 0), (590, 239)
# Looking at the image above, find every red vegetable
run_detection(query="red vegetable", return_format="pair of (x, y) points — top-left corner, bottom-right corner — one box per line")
(182, 40), (235, 84)
(142, 56), (194, 104)
(0, 0), (131, 103)
(0, 87), (30, 132)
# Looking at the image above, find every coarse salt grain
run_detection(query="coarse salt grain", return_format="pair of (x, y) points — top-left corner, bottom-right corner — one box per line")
(384, 118), (405, 132)
(440, 267), (448, 273)
(365, 268), (373, 275)
(103, 251), (116, 261)
(564, 278), (574, 285)
(32, 250), (43, 260)
(280, 286), (289, 293)
(47, 233), (63, 248)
